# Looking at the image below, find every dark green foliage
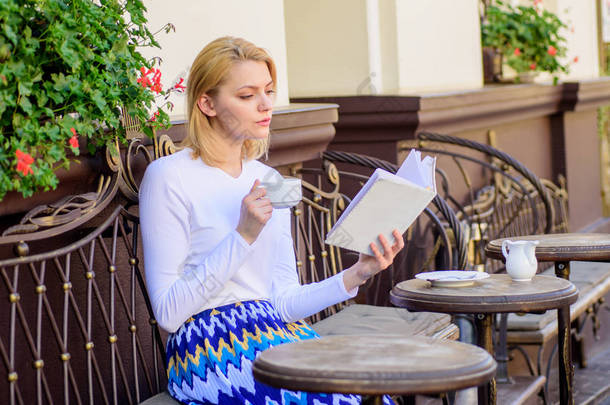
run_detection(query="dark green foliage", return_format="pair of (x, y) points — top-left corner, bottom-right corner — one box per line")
(0, 0), (170, 199)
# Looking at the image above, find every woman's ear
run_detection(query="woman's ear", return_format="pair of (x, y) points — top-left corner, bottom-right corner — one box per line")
(197, 94), (216, 117)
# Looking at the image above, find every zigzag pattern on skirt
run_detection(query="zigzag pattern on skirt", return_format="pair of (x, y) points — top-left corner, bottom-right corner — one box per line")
(165, 300), (392, 405)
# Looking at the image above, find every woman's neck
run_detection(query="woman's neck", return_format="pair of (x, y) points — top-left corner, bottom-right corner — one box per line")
(212, 135), (244, 178)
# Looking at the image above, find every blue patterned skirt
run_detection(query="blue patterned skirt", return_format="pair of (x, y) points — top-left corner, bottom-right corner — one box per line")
(166, 300), (392, 405)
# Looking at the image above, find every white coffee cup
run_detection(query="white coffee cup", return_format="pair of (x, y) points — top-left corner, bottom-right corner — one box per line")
(258, 176), (302, 208)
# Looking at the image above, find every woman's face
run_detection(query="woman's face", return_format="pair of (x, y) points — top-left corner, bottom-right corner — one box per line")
(201, 60), (275, 143)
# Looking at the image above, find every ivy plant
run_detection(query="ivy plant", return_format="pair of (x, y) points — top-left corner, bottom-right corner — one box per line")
(0, 0), (174, 200)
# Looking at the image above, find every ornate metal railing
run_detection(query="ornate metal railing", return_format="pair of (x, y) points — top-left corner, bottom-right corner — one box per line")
(403, 131), (569, 273)
(0, 205), (168, 405)
(0, 135), (171, 405)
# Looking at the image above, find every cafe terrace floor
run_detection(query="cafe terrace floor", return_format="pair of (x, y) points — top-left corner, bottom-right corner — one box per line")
(418, 342), (610, 404)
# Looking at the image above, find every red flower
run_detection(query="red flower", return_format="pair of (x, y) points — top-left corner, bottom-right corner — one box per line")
(137, 74), (152, 88)
(69, 128), (79, 149)
(15, 149), (34, 176)
(530, 63), (537, 70)
(151, 82), (163, 94)
(547, 45), (557, 56)
(138, 67), (164, 93)
(573, 56), (579, 63)
(152, 70), (162, 84)
(137, 67), (157, 89)
(151, 70), (163, 93)
(513, 48), (521, 56)
(174, 78), (186, 92)
(150, 111), (160, 122)
(533, 0), (542, 5)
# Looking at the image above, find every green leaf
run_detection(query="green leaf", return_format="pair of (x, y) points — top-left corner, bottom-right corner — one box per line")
(87, 141), (96, 155)
(17, 81), (33, 96)
(18, 95), (33, 114)
(90, 89), (107, 111)
(0, 43), (10, 61)
(59, 36), (83, 68)
(36, 91), (48, 107)
(3, 20), (18, 46)
(7, 59), (24, 78)
(46, 125), (61, 142)
(48, 143), (63, 161)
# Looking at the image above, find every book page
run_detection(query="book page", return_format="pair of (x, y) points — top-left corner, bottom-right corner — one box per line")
(395, 150), (436, 192)
(396, 150), (424, 187)
(422, 155), (436, 193)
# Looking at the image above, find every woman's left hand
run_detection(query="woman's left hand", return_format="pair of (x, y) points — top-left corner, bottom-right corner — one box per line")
(343, 229), (405, 291)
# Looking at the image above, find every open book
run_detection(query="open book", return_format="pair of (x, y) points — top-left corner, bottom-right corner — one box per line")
(325, 150), (437, 255)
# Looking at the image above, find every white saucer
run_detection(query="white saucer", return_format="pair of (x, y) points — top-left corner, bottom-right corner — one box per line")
(415, 270), (490, 287)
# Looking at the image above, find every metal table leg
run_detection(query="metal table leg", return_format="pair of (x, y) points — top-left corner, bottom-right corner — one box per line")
(475, 313), (496, 405)
(555, 261), (574, 404)
(557, 305), (574, 405)
(495, 313), (513, 384)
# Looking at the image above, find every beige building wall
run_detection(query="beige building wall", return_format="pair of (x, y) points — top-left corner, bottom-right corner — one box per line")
(284, 0), (484, 97)
(141, 0), (601, 116)
(555, 0), (600, 79)
(393, 0), (483, 93)
(283, 0), (371, 97)
(141, 0), (290, 121)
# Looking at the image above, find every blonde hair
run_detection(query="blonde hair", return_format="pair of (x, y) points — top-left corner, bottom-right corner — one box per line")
(182, 36), (277, 165)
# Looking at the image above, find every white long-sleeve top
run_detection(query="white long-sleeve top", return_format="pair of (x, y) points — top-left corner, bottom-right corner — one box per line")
(139, 148), (357, 333)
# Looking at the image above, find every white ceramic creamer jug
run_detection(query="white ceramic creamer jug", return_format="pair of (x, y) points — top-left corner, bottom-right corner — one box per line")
(501, 240), (540, 281)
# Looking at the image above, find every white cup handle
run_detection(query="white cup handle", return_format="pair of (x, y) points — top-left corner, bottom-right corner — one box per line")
(501, 240), (510, 260)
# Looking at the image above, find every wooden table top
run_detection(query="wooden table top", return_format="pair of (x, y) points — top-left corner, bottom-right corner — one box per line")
(252, 335), (496, 395)
(390, 274), (578, 314)
(485, 233), (610, 262)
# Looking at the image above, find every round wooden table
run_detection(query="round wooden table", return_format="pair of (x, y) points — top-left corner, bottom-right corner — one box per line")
(390, 274), (578, 405)
(485, 233), (610, 279)
(252, 335), (497, 405)
(485, 232), (610, 405)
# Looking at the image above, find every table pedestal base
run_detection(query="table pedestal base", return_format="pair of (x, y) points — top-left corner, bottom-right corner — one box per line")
(557, 306), (574, 405)
(555, 261), (575, 405)
(476, 314), (497, 405)
(362, 395), (384, 405)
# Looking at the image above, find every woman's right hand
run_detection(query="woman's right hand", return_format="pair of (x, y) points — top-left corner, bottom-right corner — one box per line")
(342, 230), (404, 291)
(236, 179), (273, 244)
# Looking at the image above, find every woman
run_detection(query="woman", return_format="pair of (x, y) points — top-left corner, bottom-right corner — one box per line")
(139, 36), (403, 405)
